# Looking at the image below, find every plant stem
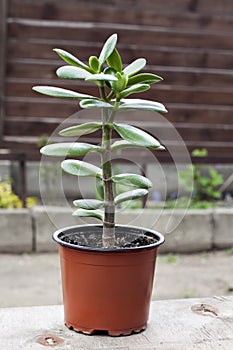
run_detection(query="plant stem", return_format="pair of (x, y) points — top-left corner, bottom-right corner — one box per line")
(102, 109), (115, 248)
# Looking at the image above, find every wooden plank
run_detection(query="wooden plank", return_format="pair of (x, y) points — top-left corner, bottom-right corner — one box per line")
(6, 79), (233, 106)
(1, 297), (233, 348)
(198, 0), (233, 15)
(4, 101), (233, 125)
(7, 59), (233, 87)
(0, 0), (7, 145)
(7, 1), (233, 31)
(5, 98), (233, 123)
(6, 59), (233, 87)
(2, 137), (233, 164)
(7, 39), (233, 70)
(7, 19), (233, 50)
(7, 0), (233, 20)
(4, 117), (233, 143)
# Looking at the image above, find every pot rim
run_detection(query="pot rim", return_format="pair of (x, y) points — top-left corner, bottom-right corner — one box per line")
(53, 224), (165, 252)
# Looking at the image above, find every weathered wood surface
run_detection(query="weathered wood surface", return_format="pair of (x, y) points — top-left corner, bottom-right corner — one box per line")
(0, 0), (7, 145)
(0, 296), (233, 349)
(1, 0), (233, 163)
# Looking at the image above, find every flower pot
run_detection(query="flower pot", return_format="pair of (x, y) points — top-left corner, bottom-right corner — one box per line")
(53, 224), (164, 336)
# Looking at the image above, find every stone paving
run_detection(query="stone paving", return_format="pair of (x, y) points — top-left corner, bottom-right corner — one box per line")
(0, 250), (233, 308)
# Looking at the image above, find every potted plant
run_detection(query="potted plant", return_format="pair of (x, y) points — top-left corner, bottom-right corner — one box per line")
(33, 33), (167, 336)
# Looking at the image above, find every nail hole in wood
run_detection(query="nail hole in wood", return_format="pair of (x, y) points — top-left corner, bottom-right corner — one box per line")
(37, 335), (64, 347)
(191, 303), (219, 317)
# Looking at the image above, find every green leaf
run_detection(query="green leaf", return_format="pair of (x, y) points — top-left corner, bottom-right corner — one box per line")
(85, 73), (118, 82)
(80, 99), (113, 109)
(89, 56), (100, 72)
(59, 122), (102, 137)
(113, 123), (161, 148)
(99, 33), (118, 66)
(106, 48), (122, 72)
(119, 83), (150, 99)
(53, 48), (91, 71)
(96, 179), (104, 201)
(72, 208), (104, 221)
(210, 191), (221, 199)
(112, 174), (152, 189)
(128, 73), (163, 85)
(111, 72), (128, 93)
(115, 189), (148, 205)
(56, 66), (91, 80)
(103, 67), (117, 88)
(73, 199), (104, 210)
(40, 142), (102, 157)
(192, 148), (208, 157)
(61, 160), (102, 178)
(111, 140), (165, 151)
(209, 168), (223, 186)
(123, 58), (146, 77)
(32, 86), (94, 100)
(118, 99), (168, 113)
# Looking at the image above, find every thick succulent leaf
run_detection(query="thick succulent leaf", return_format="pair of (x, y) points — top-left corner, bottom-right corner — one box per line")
(32, 86), (94, 100)
(40, 142), (102, 157)
(73, 199), (104, 210)
(99, 33), (118, 66)
(111, 72), (128, 93)
(72, 208), (104, 221)
(59, 122), (102, 137)
(111, 140), (165, 151)
(80, 99), (113, 109)
(89, 56), (100, 72)
(123, 58), (146, 77)
(112, 174), (152, 189)
(118, 99), (168, 113)
(56, 66), (91, 80)
(85, 73), (118, 82)
(53, 48), (91, 71)
(103, 67), (117, 88)
(61, 160), (102, 178)
(115, 189), (148, 205)
(113, 123), (161, 148)
(128, 73), (163, 85)
(119, 83), (150, 99)
(106, 48), (122, 72)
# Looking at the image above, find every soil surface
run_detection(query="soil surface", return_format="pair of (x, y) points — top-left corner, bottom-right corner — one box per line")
(0, 250), (233, 307)
(62, 231), (156, 248)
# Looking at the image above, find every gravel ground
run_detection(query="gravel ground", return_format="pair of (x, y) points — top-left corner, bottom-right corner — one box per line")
(0, 250), (233, 308)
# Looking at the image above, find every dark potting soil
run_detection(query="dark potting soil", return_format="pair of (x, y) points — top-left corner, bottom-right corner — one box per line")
(60, 230), (157, 249)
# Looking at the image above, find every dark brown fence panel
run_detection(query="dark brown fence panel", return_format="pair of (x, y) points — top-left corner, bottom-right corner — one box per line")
(2, 0), (233, 163)
(0, 0), (8, 145)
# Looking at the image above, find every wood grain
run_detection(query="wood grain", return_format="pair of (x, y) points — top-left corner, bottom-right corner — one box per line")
(1, 0), (233, 164)
(0, 296), (233, 348)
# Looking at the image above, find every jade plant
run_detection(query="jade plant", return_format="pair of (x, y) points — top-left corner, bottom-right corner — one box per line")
(33, 33), (167, 248)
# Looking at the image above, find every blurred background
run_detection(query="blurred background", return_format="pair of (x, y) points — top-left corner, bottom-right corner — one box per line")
(0, 0), (232, 307)
(0, 0), (233, 204)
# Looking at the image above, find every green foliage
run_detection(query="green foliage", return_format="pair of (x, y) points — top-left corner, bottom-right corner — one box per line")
(59, 122), (102, 137)
(228, 247), (233, 255)
(33, 33), (167, 247)
(179, 149), (223, 202)
(113, 123), (161, 148)
(166, 254), (178, 264)
(112, 174), (152, 189)
(163, 197), (218, 210)
(41, 142), (103, 157)
(0, 177), (37, 209)
(61, 160), (102, 178)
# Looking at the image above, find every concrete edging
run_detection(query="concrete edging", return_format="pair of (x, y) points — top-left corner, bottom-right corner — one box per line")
(0, 206), (232, 253)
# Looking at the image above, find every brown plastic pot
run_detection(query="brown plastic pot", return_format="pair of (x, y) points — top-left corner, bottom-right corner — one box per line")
(53, 224), (164, 336)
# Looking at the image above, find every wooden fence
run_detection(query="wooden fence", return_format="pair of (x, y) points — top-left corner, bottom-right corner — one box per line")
(0, 0), (233, 163)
